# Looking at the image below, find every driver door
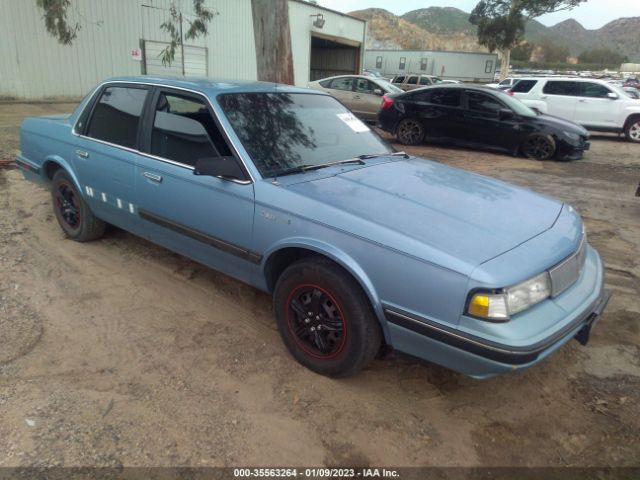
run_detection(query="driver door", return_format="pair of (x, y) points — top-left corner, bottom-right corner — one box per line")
(135, 87), (257, 282)
(460, 90), (520, 150)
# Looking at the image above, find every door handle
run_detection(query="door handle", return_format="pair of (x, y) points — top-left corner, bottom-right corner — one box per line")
(353, 95), (361, 99)
(579, 99), (586, 102)
(75, 149), (89, 159)
(143, 171), (162, 183)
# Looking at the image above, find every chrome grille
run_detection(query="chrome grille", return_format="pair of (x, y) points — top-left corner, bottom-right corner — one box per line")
(549, 235), (587, 297)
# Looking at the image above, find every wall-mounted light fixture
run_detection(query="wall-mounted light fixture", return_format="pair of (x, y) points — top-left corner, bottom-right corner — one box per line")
(310, 13), (325, 29)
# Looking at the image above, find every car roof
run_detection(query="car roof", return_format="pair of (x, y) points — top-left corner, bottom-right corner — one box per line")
(400, 84), (499, 94)
(104, 75), (322, 96)
(512, 76), (610, 83)
(314, 74), (386, 81)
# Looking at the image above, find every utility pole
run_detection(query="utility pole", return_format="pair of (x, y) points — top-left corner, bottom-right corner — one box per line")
(179, 12), (185, 76)
(250, 0), (294, 85)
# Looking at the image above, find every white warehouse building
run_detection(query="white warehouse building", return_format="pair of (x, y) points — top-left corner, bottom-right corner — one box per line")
(0, 0), (366, 99)
(364, 49), (499, 83)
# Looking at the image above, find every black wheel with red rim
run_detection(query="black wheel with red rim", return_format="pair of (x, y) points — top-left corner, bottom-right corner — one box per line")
(274, 257), (382, 377)
(51, 169), (106, 242)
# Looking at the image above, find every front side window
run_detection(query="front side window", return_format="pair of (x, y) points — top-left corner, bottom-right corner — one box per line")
(355, 79), (375, 94)
(393, 75), (405, 84)
(376, 56), (383, 69)
(218, 93), (392, 178)
(407, 76), (418, 85)
(151, 92), (230, 167)
(399, 57), (406, 70)
(543, 81), (579, 96)
(86, 86), (148, 148)
(579, 82), (611, 98)
(467, 91), (503, 115)
(329, 77), (354, 91)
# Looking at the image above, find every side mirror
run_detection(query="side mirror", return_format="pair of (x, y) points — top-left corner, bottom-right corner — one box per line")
(498, 108), (515, 121)
(607, 92), (618, 100)
(373, 88), (384, 96)
(194, 156), (246, 181)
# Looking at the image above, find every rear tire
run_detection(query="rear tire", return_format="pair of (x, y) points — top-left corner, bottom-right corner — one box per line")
(625, 117), (640, 143)
(521, 133), (556, 160)
(396, 118), (425, 145)
(273, 258), (382, 377)
(51, 169), (105, 242)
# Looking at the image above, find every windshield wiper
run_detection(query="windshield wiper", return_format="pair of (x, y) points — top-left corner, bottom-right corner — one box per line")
(358, 151), (410, 160)
(274, 158), (365, 178)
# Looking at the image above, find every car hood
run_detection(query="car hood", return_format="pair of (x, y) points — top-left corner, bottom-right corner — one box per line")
(534, 113), (588, 136)
(285, 158), (564, 272)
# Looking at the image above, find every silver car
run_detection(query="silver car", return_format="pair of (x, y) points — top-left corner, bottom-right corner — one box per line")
(308, 75), (403, 121)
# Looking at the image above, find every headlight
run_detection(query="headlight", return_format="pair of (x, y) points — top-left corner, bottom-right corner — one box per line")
(467, 271), (551, 321)
(563, 131), (581, 141)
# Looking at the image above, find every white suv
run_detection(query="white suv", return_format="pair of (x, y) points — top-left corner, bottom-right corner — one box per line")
(509, 77), (640, 142)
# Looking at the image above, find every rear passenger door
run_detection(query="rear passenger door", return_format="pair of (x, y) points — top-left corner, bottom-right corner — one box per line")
(352, 78), (383, 121)
(135, 88), (257, 281)
(409, 88), (462, 138)
(73, 83), (150, 231)
(404, 75), (419, 91)
(573, 82), (619, 128)
(541, 81), (579, 121)
(326, 77), (356, 109)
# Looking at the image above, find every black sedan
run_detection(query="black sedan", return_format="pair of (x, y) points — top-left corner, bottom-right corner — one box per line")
(377, 85), (590, 160)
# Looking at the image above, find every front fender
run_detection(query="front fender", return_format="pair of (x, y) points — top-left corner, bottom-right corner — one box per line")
(260, 237), (391, 340)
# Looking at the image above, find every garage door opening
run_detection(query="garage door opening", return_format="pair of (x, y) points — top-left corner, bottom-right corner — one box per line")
(310, 35), (360, 81)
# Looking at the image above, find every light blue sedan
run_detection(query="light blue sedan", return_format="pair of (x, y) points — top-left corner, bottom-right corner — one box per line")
(17, 76), (611, 378)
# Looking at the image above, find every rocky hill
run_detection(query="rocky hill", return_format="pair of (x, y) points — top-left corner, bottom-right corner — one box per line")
(350, 7), (640, 62)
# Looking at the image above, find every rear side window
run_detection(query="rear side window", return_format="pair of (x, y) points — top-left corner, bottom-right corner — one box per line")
(430, 89), (461, 107)
(329, 77), (354, 91)
(86, 86), (148, 148)
(579, 82), (611, 98)
(150, 92), (230, 167)
(355, 79), (375, 94)
(511, 80), (537, 93)
(543, 81), (579, 96)
(407, 76), (418, 85)
(319, 79), (331, 88)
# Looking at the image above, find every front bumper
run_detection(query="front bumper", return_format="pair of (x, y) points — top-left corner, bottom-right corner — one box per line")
(384, 247), (610, 379)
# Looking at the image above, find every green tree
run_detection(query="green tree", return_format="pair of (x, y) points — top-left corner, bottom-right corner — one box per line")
(540, 41), (570, 63)
(35, 0), (216, 67)
(469, 0), (587, 80)
(578, 48), (628, 66)
(511, 42), (534, 61)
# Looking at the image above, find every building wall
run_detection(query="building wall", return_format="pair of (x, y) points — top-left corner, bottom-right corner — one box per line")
(0, 0), (364, 99)
(364, 50), (498, 83)
(288, 0), (365, 86)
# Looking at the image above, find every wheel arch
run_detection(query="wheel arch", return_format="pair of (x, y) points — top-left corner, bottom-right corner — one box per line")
(42, 155), (82, 191)
(624, 113), (640, 130)
(262, 239), (391, 341)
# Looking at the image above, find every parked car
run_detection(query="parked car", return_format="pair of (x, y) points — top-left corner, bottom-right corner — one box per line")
(377, 85), (590, 161)
(486, 77), (519, 90)
(308, 75), (403, 122)
(508, 77), (640, 142)
(17, 76), (610, 379)
(624, 78), (640, 90)
(624, 87), (640, 100)
(391, 74), (443, 91)
(440, 79), (462, 84)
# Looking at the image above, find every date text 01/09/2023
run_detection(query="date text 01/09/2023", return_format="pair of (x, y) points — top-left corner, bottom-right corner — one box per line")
(233, 468), (400, 478)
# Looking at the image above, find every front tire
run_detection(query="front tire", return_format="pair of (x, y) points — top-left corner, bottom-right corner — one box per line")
(51, 169), (105, 242)
(273, 258), (382, 377)
(625, 117), (640, 143)
(521, 133), (556, 160)
(396, 118), (425, 145)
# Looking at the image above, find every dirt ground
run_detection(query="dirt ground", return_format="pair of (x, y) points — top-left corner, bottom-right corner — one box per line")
(0, 102), (639, 470)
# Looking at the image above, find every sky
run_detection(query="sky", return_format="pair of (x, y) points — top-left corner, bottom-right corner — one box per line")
(317, 0), (640, 29)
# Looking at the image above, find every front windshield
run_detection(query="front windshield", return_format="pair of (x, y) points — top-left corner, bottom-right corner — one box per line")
(497, 91), (537, 117)
(218, 93), (393, 178)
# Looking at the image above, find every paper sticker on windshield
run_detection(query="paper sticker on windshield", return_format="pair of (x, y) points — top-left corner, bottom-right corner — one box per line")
(337, 113), (370, 133)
